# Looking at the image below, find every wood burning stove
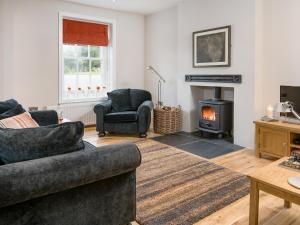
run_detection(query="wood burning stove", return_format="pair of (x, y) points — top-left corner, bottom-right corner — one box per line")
(198, 87), (233, 136)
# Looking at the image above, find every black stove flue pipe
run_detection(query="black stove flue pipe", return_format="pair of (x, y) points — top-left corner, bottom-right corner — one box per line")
(214, 87), (222, 100)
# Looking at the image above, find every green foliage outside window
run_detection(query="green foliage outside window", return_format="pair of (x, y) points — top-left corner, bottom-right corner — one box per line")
(63, 44), (102, 75)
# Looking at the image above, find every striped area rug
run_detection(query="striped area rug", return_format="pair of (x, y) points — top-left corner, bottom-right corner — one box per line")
(135, 140), (249, 225)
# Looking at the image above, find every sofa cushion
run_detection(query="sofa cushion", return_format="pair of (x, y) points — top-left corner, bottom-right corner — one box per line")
(0, 104), (26, 120)
(107, 89), (133, 112)
(104, 111), (137, 123)
(130, 89), (152, 110)
(0, 99), (19, 114)
(0, 121), (85, 164)
(0, 112), (39, 129)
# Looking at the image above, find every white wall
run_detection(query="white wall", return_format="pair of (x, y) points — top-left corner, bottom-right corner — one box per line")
(259, 0), (300, 109)
(176, 0), (256, 148)
(0, 0), (15, 100)
(0, 0), (145, 108)
(145, 7), (177, 106)
(144, 0), (300, 149)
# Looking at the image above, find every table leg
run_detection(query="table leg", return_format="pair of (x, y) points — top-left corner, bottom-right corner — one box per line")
(249, 179), (259, 225)
(284, 200), (292, 208)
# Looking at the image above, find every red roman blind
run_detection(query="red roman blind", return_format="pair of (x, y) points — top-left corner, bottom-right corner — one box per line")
(63, 19), (109, 46)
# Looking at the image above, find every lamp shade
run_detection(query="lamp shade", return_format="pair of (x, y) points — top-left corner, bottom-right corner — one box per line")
(276, 102), (291, 113)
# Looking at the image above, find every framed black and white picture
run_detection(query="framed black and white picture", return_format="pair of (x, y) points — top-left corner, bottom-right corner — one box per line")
(193, 26), (231, 67)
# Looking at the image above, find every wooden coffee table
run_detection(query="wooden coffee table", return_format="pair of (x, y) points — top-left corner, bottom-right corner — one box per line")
(248, 157), (300, 225)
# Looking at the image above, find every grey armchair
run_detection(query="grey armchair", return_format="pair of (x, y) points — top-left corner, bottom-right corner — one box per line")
(94, 89), (153, 137)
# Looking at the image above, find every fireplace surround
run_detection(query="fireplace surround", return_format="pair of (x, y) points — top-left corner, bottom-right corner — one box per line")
(198, 87), (233, 136)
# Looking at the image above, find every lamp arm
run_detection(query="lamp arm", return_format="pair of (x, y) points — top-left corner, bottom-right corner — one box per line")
(284, 102), (300, 120)
(150, 68), (166, 83)
(291, 108), (300, 120)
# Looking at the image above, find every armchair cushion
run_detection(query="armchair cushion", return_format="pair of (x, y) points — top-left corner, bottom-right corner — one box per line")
(0, 104), (26, 120)
(0, 122), (85, 164)
(107, 89), (134, 112)
(104, 111), (137, 123)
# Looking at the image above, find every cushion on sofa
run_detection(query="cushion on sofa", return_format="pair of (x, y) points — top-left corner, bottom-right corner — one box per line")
(0, 99), (19, 114)
(0, 121), (85, 164)
(107, 89), (133, 112)
(0, 104), (26, 120)
(0, 112), (39, 129)
(104, 111), (138, 123)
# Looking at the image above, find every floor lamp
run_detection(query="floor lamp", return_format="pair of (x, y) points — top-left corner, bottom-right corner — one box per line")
(146, 66), (166, 107)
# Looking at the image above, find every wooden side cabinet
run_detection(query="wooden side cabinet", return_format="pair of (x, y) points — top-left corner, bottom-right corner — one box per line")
(255, 120), (300, 158)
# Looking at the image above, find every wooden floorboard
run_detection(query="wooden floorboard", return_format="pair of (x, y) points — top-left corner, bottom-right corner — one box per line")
(84, 128), (300, 225)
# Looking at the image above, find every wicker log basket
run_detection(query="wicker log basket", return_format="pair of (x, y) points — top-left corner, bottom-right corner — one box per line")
(153, 106), (182, 134)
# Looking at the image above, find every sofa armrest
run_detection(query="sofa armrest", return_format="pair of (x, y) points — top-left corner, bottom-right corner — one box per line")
(29, 110), (58, 126)
(137, 101), (154, 134)
(0, 142), (141, 208)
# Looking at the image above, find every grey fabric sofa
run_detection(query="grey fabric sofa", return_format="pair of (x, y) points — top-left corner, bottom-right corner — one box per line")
(0, 109), (142, 225)
(0, 142), (141, 225)
(94, 89), (154, 138)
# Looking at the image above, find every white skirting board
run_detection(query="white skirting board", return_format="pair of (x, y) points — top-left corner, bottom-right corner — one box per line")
(47, 103), (97, 126)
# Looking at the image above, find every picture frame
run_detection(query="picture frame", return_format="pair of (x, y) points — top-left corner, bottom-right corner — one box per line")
(193, 26), (231, 68)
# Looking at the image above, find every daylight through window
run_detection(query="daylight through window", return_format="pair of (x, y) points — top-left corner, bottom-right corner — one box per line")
(60, 17), (112, 103)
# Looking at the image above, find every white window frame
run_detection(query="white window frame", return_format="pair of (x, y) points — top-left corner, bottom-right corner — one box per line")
(58, 12), (116, 104)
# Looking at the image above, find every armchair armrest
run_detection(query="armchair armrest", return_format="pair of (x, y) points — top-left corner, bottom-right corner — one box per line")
(29, 110), (58, 126)
(94, 99), (112, 115)
(137, 100), (154, 113)
(137, 101), (154, 136)
(94, 100), (112, 133)
(0, 142), (141, 208)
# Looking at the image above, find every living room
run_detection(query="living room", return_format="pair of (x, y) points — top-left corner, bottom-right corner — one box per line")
(0, 0), (300, 224)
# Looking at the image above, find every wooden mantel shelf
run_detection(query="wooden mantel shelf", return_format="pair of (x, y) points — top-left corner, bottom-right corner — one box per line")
(254, 120), (300, 158)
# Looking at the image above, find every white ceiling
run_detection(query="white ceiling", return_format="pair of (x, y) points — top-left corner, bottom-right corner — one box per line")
(64, 0), (182, 15)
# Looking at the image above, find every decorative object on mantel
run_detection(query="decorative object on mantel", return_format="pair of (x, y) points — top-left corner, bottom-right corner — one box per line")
(146, 66), (166, 107)
(153, 106), (182, 134)
(185, 75), (241, 83)
(193, 26), (231, 67)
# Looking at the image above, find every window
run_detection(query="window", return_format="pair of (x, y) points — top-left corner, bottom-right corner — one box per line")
(59, 15), (114, 103)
